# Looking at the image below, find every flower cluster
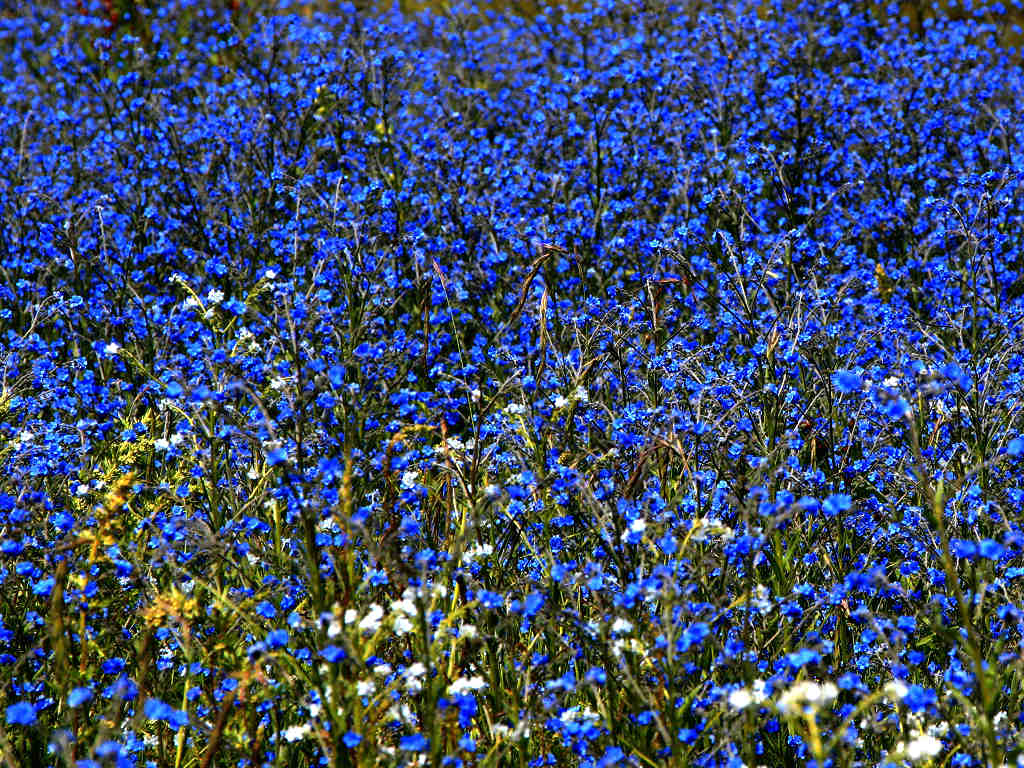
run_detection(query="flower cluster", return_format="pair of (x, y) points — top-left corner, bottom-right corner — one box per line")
(2, 0), (1024, 766)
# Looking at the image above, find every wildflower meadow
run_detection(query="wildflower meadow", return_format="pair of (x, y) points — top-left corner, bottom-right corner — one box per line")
(3, 0), (1024, 765)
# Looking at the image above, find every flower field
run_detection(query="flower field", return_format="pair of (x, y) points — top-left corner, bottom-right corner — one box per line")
(3, 0), (1024, 765)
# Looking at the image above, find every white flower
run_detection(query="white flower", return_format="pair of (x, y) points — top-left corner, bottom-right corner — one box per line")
(317, 517), (340, 533)
(553, 395), (569, 408)
(903, 733), (942, 761)
(327, 618), (342, 638)
(751, 679), (768, 703)
(283, 723), (311, 742)
(386, 702), (417, 725)
(751, 584), (773, 614)
(392, 598), (416, 614)
(883, 375), (901, 388)
(728, 689), (753, 710)
(356, 680), (376, 697)
(358, 604), (384, 633)
(344, 609), (358, 626)
(464, 543), (494, 562)
(153, 438), (170, 452)
(884, 680), (909, 701)
(458, 624), (478, 639)
(403, 662), (427, 693)
(104, 341), (121, 355)
(777, 681), (838, 715)
(373, 664), (393, 677)
(621, 517), (646, 543)
(264, 269), (277, 279)
(448, 676), (487, 696)
(400, 470), (420, 490)
(393, 615), (414, 635)
(611, 618), (633, 634)
(18, 430), (33, 443)
(207, 288), (224, 305)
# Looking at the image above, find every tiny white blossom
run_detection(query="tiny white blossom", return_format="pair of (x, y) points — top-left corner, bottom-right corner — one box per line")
(884, 680), (909, 701)
(283, 724), (311, 742)
(358, 604), (384, 633)
(728, 688), (753, 710)
(903, 733), (942, 761)
(449, 676), (487, 696)
(403, 663), (427, 693)
(207, 288), (224, 305)
(777, 681), (837, 715)
(611, 618), (633, 634)
(752, 679), (768, 703)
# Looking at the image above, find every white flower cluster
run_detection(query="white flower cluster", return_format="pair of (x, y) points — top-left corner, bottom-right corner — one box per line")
(890, 732), (942, 762)
(727, 680), (769, 710)
(777, 680), (838, 716)
(689, 516), (735, 543)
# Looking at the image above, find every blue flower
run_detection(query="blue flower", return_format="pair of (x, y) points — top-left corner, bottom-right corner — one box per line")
(5, 701), (35, 726)
(399, 733), (429, 752)
(101, 658), (126, 675)
(979, 539), (1004, 560)
(320, 645), (346, 663)
(950, 539), (978, 561)
(144, 698), (189, 729)
(902, 685), (937, 713)
(265, 629), (289, 649)
(833, 370), (862, 394)
(885, 397), (911, 421)
(822, 494), (852, 517)
(68, 687), (93, 708)
(342, 732), (362, 747)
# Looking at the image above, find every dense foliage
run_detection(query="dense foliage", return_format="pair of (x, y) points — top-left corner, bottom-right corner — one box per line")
(3, 1), (1024, 766)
